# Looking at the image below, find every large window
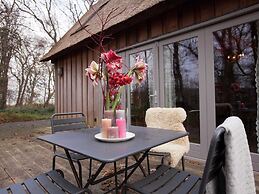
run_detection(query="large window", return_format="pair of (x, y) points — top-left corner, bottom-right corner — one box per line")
(162, 37), (200, 143)
(213, 21), (259, 153)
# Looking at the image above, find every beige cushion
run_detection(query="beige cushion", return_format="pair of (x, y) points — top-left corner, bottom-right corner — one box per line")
(145, 107), (190, 167)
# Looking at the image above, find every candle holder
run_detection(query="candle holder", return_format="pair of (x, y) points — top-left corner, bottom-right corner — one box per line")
(102, 109), (128, 139)
(107, 126), (119, 138)
(101, 118), (111, 138)
(116, 109), (127, 138)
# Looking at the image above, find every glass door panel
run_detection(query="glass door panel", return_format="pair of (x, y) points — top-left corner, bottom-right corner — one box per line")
(128, 48), (156, 126)
(213, 21), (258, 153)
(162, 37), (200, 143)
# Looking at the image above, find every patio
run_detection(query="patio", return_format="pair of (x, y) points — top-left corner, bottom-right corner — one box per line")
(1, 123), (259, 193)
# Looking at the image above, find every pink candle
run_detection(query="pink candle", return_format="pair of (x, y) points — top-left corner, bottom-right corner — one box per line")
(101, 119), (111, 138)
(116, 118), (126, 138)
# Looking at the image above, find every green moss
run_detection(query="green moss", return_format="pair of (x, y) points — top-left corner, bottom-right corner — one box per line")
(0, 105), (54, 123)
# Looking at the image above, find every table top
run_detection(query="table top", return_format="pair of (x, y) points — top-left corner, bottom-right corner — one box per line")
(38, 126), (188, 163)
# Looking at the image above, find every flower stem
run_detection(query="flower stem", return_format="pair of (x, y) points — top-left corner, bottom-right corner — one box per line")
(111, 86), (124, 110)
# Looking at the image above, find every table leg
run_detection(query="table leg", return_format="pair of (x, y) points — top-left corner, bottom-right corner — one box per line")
(146, 153), (150, 175)
(119, 149), (150, 188)
(64, 149), (82, 188)
(114, 162), (118, 194)
(133, 154), (147, 177)
(84, 162), (106, 188)
(124, 157), (128, 185)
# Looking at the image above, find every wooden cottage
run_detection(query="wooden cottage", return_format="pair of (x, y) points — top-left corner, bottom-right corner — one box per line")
(42, 0), (259, 169)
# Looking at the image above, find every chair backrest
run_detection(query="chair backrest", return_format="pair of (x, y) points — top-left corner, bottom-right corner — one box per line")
(145, 107), (189, 147)
(199, 127), (226, 194)
(51, 112), (87, 134)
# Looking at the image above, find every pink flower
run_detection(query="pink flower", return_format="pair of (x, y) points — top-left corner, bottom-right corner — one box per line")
(101, 50), (122, 64)
(132, 56), (148, 83)
(85, 49), (148, 110)
(109, 72), (133, 87)
(85, 61), (101, 86)
(101, 50), (122, 72)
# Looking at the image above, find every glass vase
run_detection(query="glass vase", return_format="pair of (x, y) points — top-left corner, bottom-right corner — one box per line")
(101, 109), (127, 139)
(101, 109), (118, 138)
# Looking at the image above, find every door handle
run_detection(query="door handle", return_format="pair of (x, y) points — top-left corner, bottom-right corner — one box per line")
(149, 90), (158, 105)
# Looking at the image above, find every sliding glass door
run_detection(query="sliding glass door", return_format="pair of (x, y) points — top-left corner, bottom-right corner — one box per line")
(206, 11), (259, 169)
(126, 44), (159, 126)
(159, 31), (208, 158)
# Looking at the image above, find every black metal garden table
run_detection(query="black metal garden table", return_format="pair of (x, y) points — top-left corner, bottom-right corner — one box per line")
(38, 126), (188, 194)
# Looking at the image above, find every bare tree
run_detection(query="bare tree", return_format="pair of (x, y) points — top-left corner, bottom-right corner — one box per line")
(14, 0), (98, 107)
(10, 38), (33, 106)
(58, 0), (97, 24)
(0, 0), (21, 109)
(15, 0), (59, 44)
(25, 46), (42, 104)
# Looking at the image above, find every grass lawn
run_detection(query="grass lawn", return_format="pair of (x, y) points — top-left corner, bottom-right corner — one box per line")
(0, 105), (54, 124)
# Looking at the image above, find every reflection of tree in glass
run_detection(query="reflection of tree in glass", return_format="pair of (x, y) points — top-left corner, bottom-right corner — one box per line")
(164, 38), (199, 109)
(213, 22), (259, 153)
(163, 37), (200, 143)
(213, 22), (258, 107)
(129, 50), (153, 126)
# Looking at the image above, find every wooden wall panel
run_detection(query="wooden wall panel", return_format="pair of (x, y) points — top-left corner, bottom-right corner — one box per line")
(163, 9), (178, 34)
(93, 50), (100, 126)
(179, 3), (196, 28)
(67, 56), (72, 112)
(63, 57), (67, 113)
(76, 51), (83, 112)
(116, 32), (126, 49)
(150, 17), (163, 38)
(87, 50), (94, 127)
(54, 63), (58, 113)
(137, 23), (148, 42)
(57, 60), (61, 113)
(240, 0), (259, 7)
(199, 0), (215, 22)
(109, 38), (117, 50)
(127, 28), (137, 46)
(60, 58), (64, 113)
(82, 50), (88, 124)
(71, 55), (77, 112)
(215, 0), (240, 17)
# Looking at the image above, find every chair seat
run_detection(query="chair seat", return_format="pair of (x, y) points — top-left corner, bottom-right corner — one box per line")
(151, 144), (187, 167)
(0, 170), (91, 194)
(55, 151), (89, 161)
(126, 165), (201, 194)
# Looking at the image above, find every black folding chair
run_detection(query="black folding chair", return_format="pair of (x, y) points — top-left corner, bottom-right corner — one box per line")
(123, 127), (226, 194)
(51, 112), (92, 187)
(0, 169), (91, 194)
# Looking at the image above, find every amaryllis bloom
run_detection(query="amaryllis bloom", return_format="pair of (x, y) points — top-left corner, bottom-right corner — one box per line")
(101, 50), (122, 72)
(132, 56), (148, 83)
(101, 49), (122, 64)
(85, 49), (147, 110)
(85, 61), (101, 86)
(109, 72), (133, 87)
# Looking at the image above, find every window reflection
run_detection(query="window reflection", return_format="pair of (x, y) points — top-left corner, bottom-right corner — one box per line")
(129, 50), (154, 126)
(213, 21), (258, 153)
(163, 37), (200, 143)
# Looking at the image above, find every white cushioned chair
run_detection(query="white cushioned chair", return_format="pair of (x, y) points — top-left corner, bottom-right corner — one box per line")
(145, 107), (190, 169)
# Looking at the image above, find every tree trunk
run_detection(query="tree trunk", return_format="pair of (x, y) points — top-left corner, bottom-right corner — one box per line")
(0, 27), (12, 109)
(173, 42), (184, 107)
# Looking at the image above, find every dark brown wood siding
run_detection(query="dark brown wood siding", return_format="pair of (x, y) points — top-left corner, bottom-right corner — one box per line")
(54, 0), (259, 127)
